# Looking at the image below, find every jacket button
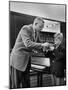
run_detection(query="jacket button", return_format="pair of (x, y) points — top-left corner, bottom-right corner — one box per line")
(53, 53), (55, 55)
(52, 60), (54, 63)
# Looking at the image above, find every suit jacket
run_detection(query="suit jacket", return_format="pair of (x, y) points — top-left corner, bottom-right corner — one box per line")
(10, 24), (42, 71)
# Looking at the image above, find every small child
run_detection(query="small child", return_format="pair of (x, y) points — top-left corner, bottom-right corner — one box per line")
(44, 33), (65, 86)
(50, 33), (65, 86)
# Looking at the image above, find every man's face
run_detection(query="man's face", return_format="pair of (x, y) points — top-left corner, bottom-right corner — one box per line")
(35, 21), (44, 32)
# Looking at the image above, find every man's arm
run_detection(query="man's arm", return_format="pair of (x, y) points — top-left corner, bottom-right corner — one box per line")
(20, 26), (43, 50)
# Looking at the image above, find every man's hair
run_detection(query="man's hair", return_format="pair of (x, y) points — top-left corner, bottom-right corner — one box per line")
(33, 17), (44, 25)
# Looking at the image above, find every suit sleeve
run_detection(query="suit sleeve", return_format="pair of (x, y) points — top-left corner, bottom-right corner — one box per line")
(20, 26), (43, 50)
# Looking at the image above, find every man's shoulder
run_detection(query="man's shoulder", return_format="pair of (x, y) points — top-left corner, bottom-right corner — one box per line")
(21, 25), (28, 30)
(21, 24), (33, 31)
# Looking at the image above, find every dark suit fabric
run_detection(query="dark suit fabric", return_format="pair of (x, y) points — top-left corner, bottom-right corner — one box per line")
(45, 44), (65, 78)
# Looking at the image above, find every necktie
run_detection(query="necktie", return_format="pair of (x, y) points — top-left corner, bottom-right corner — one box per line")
(35, 31), (39, 42)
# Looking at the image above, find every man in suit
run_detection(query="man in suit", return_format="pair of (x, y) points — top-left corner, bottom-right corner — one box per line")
(10, 17), (50, 88)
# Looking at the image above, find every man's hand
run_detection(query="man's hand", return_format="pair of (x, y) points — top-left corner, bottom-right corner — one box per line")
(42, 42), (50, 47)
(42, 42), (50, 52)
(42, 43), (55, 52)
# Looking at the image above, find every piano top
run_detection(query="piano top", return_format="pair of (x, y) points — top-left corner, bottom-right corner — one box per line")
(31, 56), (50, 67)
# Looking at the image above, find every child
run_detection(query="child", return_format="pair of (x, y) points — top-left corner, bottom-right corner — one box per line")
(45, 33), (65, 86)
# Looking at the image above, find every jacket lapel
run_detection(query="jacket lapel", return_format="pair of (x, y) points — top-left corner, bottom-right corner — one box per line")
(29, 24), (35, 41)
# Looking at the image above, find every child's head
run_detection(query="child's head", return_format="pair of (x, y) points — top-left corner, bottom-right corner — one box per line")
(54, 33), (63, 46)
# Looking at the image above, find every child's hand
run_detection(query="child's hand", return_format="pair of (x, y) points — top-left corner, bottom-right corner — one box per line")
(49, 44), (55, 51)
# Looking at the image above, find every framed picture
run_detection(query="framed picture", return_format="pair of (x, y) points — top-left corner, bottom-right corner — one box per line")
(9, 1), (66, 89)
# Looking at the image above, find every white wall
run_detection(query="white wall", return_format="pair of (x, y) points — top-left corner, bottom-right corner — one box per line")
(10, 2), (65, 22)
